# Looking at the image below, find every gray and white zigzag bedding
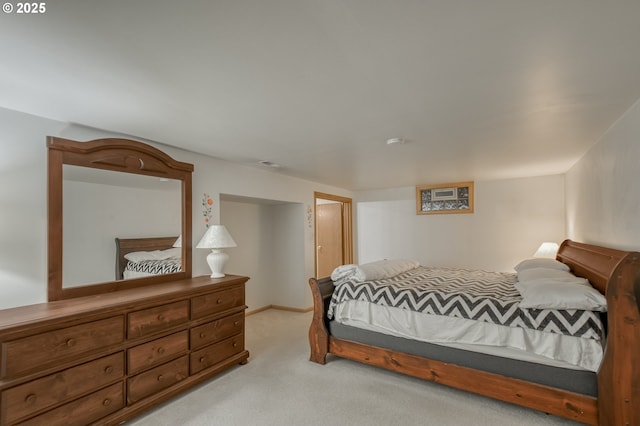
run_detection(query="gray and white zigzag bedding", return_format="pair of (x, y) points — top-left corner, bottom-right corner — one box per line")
(125, 258), (182, 275)
(328, 266), (604, 341)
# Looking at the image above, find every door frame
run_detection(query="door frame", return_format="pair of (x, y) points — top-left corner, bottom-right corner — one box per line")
(314, 192), (353, 278)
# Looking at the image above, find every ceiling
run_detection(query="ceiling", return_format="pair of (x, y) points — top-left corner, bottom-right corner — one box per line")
(2, 1), (640, 191)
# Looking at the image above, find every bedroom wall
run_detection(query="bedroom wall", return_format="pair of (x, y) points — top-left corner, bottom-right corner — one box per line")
(355, 175), (566, 273)
(270, 203), (307, 309)
(565, 99), (640, 251)
(219, 199), (306, 313)
(0, 109), (66, 308)
(0, 107), (351, 310)
(218, 200), (271, 311)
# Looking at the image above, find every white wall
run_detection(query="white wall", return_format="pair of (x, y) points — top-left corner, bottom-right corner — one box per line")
(566, 99), (640, 251)
(220, 200), (307, 312)
(270, 203), (306, 308)
(0, 107), (351, 309)
(219, 200), (273, 311)
(356, 175), (566, 272)
(0, 109), (66, 309)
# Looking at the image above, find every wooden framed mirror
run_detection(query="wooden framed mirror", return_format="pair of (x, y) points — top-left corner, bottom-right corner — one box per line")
(47, 136), (193, 301)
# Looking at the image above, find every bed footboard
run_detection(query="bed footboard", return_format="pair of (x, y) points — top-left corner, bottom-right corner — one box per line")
(308, 277), (334, 364)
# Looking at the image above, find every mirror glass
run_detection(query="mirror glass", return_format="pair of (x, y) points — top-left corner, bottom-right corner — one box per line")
(62, 165), (182, 287)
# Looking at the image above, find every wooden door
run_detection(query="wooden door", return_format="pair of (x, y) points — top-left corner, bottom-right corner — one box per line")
(316, 202), (343, 278)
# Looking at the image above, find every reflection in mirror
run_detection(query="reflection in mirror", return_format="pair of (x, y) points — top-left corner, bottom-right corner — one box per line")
(62, 165), (181, 287)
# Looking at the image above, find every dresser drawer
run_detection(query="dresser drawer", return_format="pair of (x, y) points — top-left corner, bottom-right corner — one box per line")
(191, 286), (244, 320)
(190, 312), (244, 350)
(16, 382), (123, 426)
(128, 300), (189, 339)
(128, 331), (188, 374)
(190, 333), (244, 375)
(1, 352), (124, 425)
(127, 356), (188, 404)
(1, 316), (124, 378)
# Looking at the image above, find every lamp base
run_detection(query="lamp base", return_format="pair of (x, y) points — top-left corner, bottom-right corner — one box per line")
(206, 249), (229, 278)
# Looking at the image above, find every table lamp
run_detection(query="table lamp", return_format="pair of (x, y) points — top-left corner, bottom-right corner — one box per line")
(196, 225), (237, 278)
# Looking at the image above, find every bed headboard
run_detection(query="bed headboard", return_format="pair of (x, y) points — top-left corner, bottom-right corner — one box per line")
(115, 236), (179, 280)
(556, 239), (631, 294)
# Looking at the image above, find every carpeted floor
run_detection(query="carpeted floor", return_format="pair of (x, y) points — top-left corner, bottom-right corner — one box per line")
(128, 309), (581, 426)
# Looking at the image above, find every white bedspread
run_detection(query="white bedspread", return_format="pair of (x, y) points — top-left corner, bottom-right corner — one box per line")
(333, 300), (603, 372)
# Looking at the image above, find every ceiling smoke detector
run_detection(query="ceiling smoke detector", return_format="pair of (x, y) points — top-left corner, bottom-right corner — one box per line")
(386, 138), (406, 145)
(258, 160), (281, 168)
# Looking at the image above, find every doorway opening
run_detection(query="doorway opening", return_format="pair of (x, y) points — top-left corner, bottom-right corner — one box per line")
(314, 192), (353, 278)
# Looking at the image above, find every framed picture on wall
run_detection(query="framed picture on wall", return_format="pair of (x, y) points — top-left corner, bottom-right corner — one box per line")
(416, 181), (474, 215)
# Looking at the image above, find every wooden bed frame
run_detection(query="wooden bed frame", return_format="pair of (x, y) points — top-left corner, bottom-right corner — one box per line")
(114, 236), (179, 280)
(308, 240), (640, 425)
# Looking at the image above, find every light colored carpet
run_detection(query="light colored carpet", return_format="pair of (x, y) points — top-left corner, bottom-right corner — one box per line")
(128, 309), (581, 426)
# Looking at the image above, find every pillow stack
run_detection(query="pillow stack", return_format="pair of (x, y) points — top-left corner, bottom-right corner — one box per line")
(514, 258), (607, 311)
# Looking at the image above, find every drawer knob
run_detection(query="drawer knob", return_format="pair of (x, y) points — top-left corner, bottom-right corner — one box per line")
(104, 365), (114, 374)
(66, 338), (76, 347)
(157, 374), (165, 381)
(233, 342), (238, 348)
(157, 314), (165, 321)
(234, 321), (240, 327)
(199, 332), (206, 338)
(199, 356), (206, 363)
(216, 299), (223, 304)
(25, 394), (37, 404)
(103, 398), (111, 407)
(157, 347), (165, 354)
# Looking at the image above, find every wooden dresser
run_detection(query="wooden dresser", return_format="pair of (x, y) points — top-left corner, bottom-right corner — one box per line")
(0, 275), (249, 425)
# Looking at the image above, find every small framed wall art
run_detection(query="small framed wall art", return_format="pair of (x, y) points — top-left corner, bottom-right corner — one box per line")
(416, 181), (474, 215)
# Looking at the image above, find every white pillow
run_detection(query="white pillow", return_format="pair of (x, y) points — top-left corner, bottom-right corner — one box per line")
(516, 280), (607, 311)
(517, 267), (588, 285)
(358, 259), (420, 281)
(330, 259), (420, 285)
(330, 264), (365, 283)
(124, 247), (181, 262)
(514, 258), (569, 272)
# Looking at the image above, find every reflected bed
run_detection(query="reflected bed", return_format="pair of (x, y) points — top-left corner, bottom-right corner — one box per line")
(115, 236), (181, 280)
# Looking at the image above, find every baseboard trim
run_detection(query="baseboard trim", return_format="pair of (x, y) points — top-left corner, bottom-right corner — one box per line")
(245, 305), (272, 316)
(246, 305), (313, 316)
(271, 304), (313, 313)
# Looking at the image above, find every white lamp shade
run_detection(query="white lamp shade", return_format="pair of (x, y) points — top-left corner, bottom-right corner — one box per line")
(196, 225), (237, 249)
(533, 242), (559, 258)
(196, 225), (237, 278)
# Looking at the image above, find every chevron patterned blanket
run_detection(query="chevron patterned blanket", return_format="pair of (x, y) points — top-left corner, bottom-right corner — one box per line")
(125, 258), (182, 275)
(328, 266), (604, 341)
